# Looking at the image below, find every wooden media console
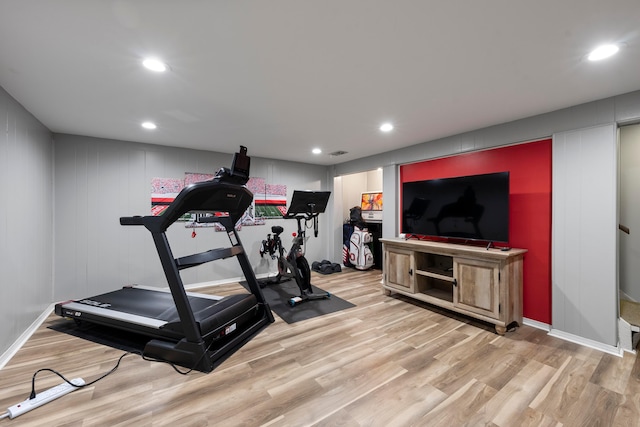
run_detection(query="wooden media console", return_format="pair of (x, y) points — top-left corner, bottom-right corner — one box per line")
(380, 238), (526, 335)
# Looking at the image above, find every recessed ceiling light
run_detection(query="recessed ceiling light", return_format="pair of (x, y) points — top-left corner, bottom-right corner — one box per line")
(142, 58), (168, 72)
(380, 122), (394, 132)
(141, 121), (157, 130)
(312, 148), (322, 155)
(587, 44), (620, 61)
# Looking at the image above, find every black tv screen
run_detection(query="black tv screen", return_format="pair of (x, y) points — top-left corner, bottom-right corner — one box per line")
(402, 172), (509, 243)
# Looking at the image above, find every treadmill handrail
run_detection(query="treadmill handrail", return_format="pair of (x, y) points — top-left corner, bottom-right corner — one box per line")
(175, 246), (244, 270)
(120, 216), (145, 226)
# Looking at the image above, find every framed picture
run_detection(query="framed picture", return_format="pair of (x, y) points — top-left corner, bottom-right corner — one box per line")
(361, 192), (383, 211)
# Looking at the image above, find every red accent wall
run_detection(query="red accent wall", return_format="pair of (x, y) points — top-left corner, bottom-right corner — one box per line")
(400, 139), (552, 324)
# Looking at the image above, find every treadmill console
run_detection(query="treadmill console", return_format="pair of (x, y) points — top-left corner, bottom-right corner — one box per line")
(215, 145), (250, 185)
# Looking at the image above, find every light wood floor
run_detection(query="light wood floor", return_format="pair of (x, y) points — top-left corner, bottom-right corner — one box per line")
(2, 268), (640, 426)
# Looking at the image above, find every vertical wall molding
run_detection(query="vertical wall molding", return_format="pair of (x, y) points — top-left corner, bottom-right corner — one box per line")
(552, 123), (618, 346)
(381, 164), (398, 240)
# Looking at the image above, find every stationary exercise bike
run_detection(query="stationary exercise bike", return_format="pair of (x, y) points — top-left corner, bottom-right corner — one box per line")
(259, 225), (289, 283)
(259, 225), (282, 262)
(260, 190), (332, 307)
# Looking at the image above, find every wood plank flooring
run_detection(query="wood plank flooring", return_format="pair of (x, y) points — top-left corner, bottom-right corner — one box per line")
(1, 268), (640, 426)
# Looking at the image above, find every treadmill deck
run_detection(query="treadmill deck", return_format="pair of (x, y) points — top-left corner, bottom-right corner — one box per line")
(56, 287), (259, 339)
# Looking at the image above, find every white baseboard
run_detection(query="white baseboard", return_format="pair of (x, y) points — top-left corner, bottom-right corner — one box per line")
(522, 319), (622, 356)
(0, 304), (55, 370)
(548, 328), (622, 357)
(620, 290), (636, 302)
(522, 317), (550, 331)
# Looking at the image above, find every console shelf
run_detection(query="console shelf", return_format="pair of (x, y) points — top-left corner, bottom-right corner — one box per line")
(380, 238), (526, 335)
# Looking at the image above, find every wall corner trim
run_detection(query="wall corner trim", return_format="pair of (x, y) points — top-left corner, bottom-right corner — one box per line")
(0, 304), (55, 370)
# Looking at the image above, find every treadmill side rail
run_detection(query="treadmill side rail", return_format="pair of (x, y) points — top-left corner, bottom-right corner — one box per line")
(56, 301), (168, 329)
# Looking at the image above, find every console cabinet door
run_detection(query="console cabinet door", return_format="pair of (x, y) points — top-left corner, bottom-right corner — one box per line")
(384, 247), (415, 292)
(453, 258), (500, 319)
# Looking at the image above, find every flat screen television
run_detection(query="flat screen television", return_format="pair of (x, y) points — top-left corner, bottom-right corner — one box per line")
(401, 171), (510, 244)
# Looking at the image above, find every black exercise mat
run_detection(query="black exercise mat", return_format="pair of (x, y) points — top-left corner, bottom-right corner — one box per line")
(244, 279), (355, 324)
(48, 319), (148, 354)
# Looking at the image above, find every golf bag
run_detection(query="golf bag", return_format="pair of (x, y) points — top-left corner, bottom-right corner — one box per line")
(343, 207), (374, 270)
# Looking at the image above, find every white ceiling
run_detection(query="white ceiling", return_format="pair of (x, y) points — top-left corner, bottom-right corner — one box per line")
(1, 1), (639, 166)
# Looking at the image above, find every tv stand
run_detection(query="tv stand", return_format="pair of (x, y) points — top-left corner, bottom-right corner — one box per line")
(380, 238), (526, 335)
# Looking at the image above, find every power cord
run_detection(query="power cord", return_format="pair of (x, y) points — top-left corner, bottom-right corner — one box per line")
(141, 337), (217, 375)
(28, 351), (135, 399)
(141, 354), (193, 375)
(2, 344), (211, 420)
(1, 351), (137, 420)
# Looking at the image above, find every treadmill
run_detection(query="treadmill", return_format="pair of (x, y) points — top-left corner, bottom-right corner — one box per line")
(55, 146), (274, 373)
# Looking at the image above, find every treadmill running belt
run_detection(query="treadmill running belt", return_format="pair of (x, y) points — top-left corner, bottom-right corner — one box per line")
(73, 287), (253, 323)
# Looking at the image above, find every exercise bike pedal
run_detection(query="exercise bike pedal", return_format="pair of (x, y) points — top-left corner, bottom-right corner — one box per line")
(288, 292), (331, 307)
(289, 297), (302, 307)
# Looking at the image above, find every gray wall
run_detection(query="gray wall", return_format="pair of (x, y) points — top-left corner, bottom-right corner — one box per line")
(53, 134), (330, 301)
(4, 83), (640, 358)
(331, 90), (640, 350)
(552, 124), (618, 347)
(333, 91), (640, 256)
(0, 86), (53, 359)
(332, 90), (640, 180)
(330, 93), (640, 248)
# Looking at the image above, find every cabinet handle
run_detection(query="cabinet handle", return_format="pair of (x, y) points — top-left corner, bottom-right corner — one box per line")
(409, 268), (413, 276)
(453, 278), (457, 287)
